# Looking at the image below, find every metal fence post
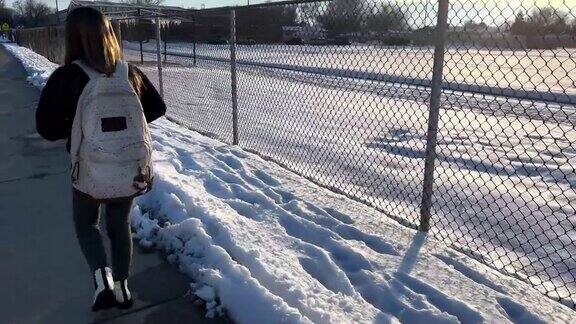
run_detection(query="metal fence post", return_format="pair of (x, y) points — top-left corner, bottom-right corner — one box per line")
(419, 0), (449, 232)
(230, 9), (239, 145)
(163, 27), (167, 63)
(136, 9), (144, 64)
(155, 17), (164, 98)
(138, 9), (144, 64)
(192, 18), (197, 66)
(114, 21), (123, 59)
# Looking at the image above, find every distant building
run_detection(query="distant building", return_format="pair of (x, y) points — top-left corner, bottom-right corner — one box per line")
(68, 0), (187, 20)
(43, 9), (68, 26)
(282, 26), (326, 44)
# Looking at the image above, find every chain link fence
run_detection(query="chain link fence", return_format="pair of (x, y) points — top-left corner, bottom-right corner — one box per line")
(13, 0), (576, 309)
(13, 25), (65, 63)
(432, 0), (575, 311)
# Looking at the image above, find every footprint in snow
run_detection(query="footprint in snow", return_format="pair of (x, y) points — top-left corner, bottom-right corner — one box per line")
(217, 154), (244, 170)
(394, 272), (484, 324)
(176, 150), (202, 171)
(230, 149), (249, 158)
(254, 170), (280, 187)
(496, 297), (545, 324)
(285, 201), (398, 256)
(272, 188), (296, 203)
(210, 168), (246, 186)
(298, 246), (356, 296)
(215, 146), (230, 154)
(323, 208), (355, 225)
(203, 177), (234, 199)
(433, 253), (506, 294)
(225, 200), (263, 221)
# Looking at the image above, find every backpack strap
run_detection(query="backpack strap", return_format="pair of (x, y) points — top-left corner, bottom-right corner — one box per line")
(113, 60), (130, 81)
(73, 60), (104, 80)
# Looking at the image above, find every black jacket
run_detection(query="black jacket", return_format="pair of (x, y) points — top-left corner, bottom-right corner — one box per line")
(36, 63), (166, 151)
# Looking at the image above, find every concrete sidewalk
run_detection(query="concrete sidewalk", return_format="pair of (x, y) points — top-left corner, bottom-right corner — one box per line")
(0, 47), (228, 324)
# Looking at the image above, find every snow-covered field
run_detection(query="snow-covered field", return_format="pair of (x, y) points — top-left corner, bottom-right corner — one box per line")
(124, 41), (576, 99)
(4, 43), (576, 323)
(123, 43), (576, 307)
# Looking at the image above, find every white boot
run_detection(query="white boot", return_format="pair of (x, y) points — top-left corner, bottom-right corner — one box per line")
(114, 280), (133, 309)
(92, 267), (116, 312)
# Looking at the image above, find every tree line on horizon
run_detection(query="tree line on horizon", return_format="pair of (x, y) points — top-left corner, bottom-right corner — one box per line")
(120, 0), (410, 44)
(312, 0), (576, 38)
(0, 0), (54, 28)
(121, 0), (576, 46)
(510, 8), (576, 36)
(0, 0), (167, 28)
(2, 0), (576, 42)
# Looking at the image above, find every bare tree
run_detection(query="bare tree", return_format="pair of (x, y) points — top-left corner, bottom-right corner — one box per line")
(0, 0), (9, 22)
(13, 0), (52, 27)
(0, 7), (15, 28)
(511, 7), (570, 36)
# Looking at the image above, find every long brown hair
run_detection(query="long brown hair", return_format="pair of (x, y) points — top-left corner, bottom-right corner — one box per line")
(65, 7), (121, 75)
(65, 7), (143, 93)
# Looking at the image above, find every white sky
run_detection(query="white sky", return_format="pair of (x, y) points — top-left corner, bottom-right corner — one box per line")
(5, 0), (576, 10)
(5, 0), (268, 9)
(4, 0), (575, 27)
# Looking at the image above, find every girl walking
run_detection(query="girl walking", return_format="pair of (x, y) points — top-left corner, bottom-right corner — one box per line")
(36, 7), (166, 311)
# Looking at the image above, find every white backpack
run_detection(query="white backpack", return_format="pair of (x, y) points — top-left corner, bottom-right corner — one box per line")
(70, 60), (153, 200)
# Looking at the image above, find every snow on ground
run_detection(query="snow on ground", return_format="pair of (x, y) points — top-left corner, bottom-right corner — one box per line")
(2, 43), (57, 88)
(125, 46), (576, 305)
(134, 119), (575, 323)
(4, 43), (576, 323)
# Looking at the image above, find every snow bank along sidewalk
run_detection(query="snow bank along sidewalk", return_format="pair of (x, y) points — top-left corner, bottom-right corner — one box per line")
(4, 43), (574, 323)
(0, 43), (229, 324)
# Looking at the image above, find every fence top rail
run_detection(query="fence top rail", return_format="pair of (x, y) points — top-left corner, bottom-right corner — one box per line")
(69, 0), (188, 12)
(189, 0), (328, 13)
(106, 11), (195, 23)
(14, 25), (64, 31)
(68, 0), (191, 21)
(70, 0), (326, 18)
